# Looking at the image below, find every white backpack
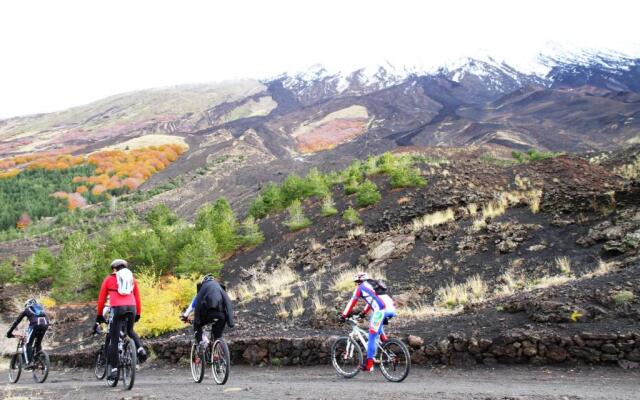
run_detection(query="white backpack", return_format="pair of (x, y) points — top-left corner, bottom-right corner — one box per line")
(116, 268), (135, 295)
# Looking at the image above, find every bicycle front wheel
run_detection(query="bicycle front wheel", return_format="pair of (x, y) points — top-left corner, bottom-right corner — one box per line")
(211, 339), (230, 385)
(122, 338), (136, 390)
(190, 342), (205, 383)
(9, 353), (22, 384)
(331, 337), (362, 378)
(379, 338), (411, 382)
(32, 351), (50, 383)
(94, 346), (107, 380)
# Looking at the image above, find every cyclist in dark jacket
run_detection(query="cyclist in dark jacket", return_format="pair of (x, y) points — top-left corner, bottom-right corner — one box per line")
(6, 298), (50, 370)
(182, 274), (234, 344)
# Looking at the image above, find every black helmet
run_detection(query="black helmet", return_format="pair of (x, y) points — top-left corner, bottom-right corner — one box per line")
(201, 273), (215, 284)
(110, 259), (128, 270)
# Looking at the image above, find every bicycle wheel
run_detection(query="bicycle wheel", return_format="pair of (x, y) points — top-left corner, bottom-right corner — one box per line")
(32, 351), (50, 383)
(9, 353), (22, 384)
(211, 339), (230, 385)
(190, 342), (205, 383)
(378, 338), (411, 382)
(94, 346), (107, 380)
(122, 338), (136, 390)
(331, 337), (362, 378)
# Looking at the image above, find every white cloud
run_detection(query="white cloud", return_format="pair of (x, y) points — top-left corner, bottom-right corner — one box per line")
(0, 0), (638, 118)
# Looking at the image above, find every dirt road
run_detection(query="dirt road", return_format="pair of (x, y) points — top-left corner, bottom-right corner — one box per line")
(2, 363), (639, 400)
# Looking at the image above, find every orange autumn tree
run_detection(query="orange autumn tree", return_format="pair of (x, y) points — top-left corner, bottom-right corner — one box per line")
(16, 212), (32, 230)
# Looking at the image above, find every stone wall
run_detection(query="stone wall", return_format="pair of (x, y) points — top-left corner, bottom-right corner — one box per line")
(48, 330), (640, 369)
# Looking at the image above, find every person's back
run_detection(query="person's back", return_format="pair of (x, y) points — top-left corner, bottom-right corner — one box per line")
(96, 259), (144, 379)
(6, 298), (50, 369)
(186, 274), (234, 345)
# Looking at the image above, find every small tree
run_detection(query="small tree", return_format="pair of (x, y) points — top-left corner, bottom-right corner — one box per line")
(176, 230), (222, 276)
(145, 204), (178, 230)
(284, 199), (312, 231)
(16, 212), (32, 230)
(321, 194), (338, 217)
(389, 167), (427, 188)
(356, 179), (381, 207)
(240, 216), (264, 247)
(0, 258), (17, 285)
(343, 207), (363, 225)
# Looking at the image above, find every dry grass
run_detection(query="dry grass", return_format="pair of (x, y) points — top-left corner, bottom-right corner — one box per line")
(614, 154), (640, 180)
(525, 189), (543, 213)
(530, 274), (574, 289)
(398, 302), (460, 320)
(312, 294), (326, 314)
(290, 296), (305, 317)
(231, 266), (299, 302)
(309, 239), (323, 252)
(481, 200), (507, 220)
(299, 282), (309, 299)
(347, 226), (366, 239)
(435, 281), (469, 309)
(412, 208), (455, 231)
(591, 259), (616, 276)
(470, 217), (487, 232)
(276, 302), (289, 319)
(466, 275), (487, 301)
(467, 203), (478, 216)
(555, 256), (572, 276)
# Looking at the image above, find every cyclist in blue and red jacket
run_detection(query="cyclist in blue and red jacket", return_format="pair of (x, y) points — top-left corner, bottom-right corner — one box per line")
(6, 298), (50, 370)
(339, 272), (396, 372)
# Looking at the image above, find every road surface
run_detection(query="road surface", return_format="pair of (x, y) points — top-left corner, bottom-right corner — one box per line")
(2, 363), (639, 399)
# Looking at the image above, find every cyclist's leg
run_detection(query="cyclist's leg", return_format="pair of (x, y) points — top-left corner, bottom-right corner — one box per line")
(209, 311), (226, 341)
(33, 325), (47, 355)
(108, 308), (127, 369)
(368, 310), (385, 361)
(380, 310), (396, 343)
(24, 327), (35, 364)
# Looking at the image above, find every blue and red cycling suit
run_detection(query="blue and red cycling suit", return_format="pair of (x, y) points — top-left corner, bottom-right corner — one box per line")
(341, 281), (396, 360)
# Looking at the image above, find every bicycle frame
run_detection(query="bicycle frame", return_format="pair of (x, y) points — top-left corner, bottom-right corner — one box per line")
(345, 317), (392, 361)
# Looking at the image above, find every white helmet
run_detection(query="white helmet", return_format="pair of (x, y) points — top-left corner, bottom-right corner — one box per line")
(353, 272), (368, 283)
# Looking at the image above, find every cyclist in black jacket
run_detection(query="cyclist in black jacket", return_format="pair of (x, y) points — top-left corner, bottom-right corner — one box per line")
(181, 274), (234, 345)
(6, 298), (50, 370)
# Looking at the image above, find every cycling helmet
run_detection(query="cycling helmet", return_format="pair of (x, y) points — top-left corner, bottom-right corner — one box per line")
(353, 272), (369, 283)
(201, 273), (215, 283)
(110, 259), (128, 270)
(24, 298), (37, 308)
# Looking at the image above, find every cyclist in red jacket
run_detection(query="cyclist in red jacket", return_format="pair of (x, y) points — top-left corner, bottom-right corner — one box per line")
(96, 259), (143, 380)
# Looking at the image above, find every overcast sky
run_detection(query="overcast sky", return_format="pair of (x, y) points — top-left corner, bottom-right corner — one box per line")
(1, 0), (639, 119)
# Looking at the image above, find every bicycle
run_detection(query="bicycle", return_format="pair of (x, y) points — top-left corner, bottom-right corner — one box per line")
(331, 316), (411, 382)
(95, 314), (137, 390)
(8, 333), (50, 384)
(186, 317), (230, 385)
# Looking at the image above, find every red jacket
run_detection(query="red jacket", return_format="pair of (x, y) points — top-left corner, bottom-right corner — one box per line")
(97, 273), (141, 316)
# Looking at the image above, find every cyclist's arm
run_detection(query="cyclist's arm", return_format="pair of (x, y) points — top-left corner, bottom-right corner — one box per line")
(361, 303), (372, 315)
(221, 288), (235, 327)
(6, 310), (26, 338)
(96, 276), (109, 316)
(182, 296), (196, 318)
(133, 279), (141, 317)
(341, 285), (362, 317)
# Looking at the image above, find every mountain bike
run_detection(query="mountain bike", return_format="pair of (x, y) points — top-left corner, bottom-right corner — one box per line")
(331, 316), (410, 382)
(8, 333), (50, 384)
(96, 314), (137, 390)
(186, 318), (230, 385)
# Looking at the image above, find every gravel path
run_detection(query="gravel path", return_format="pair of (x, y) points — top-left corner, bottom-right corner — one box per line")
(2, 363), (639, 399)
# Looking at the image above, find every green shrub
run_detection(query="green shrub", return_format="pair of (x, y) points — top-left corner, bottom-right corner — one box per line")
(20, 248), (55, 284)
(303, 168), (329, 198)
(176, 230), (222, 276)
(612, 290), (635, 305)
(321, 195), (338, 217)
(376, 152), (397, 174)
(240, 216), (264, 247)
(281, 174), (310, 203)
(195, 198), (239, 254)
(356, 180), (381, 207)
(344, 177), (360, 195)
(249, 183), (284, 219)
(53, 231), (102, 301)
(284, 200), (312, 231)
(145, 204), (178, 230)
(343, 207), (363, 225)
(389, 166), (427, 188)
(103, 222), (169, 275)
(0, 258), (17, 285)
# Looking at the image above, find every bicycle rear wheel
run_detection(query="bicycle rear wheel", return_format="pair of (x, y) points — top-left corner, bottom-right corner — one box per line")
(331, 337), (362, 378)
(9, 353), (22, 384)
(379, 338), (411, 382)
(190, 342), (205, 383)
(94, 346), (107, 380)
(32, 351), (50, 383)
(122, 338), (136, 390)
(211, 339), (230, 385)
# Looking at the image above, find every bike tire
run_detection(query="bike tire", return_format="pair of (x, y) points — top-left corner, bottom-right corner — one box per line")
(211, 339), (230, 385)
(331, 337), (362, 378)
(95, 346), (107, 380)
(379, 338), (411, 382)
(32, 351), (50, 383)
(190, 342), (205, 383)
(9, 353), (21, 384)
(122, 338), (136, 390)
